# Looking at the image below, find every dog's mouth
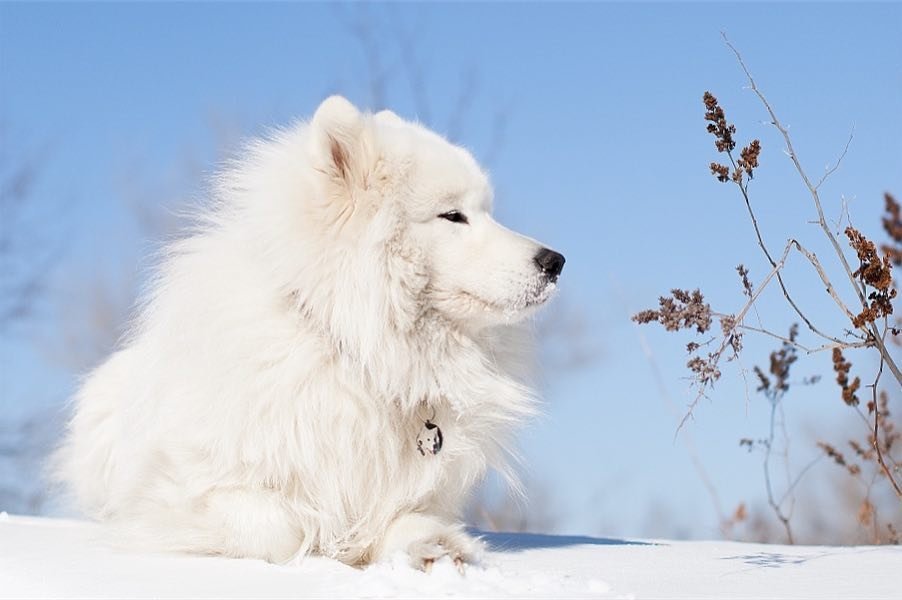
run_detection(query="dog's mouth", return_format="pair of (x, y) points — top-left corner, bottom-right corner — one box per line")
(457, 276), (558, 319)
(517, 278), (558, 311)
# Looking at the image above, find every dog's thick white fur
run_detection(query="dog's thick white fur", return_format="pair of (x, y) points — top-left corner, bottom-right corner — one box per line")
(55, 97), (564, 569)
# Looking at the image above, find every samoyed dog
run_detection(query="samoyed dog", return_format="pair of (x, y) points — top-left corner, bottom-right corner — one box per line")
(55, 96), (564, 570)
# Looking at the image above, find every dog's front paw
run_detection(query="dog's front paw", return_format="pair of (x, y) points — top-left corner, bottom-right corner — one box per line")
(407, 525), (483, 574)
(378, 513), (483, 574)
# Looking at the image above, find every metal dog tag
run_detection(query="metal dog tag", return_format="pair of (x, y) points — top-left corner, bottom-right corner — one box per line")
(416, 420), (443, 456)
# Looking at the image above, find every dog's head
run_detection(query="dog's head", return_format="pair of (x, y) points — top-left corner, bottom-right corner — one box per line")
(305, 96), (564, 332)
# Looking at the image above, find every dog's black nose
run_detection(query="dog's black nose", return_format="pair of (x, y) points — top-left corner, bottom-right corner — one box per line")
(534, 248), (565, 279)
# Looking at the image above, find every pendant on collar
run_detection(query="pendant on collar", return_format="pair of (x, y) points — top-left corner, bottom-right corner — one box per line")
(417, 420), (443, 456)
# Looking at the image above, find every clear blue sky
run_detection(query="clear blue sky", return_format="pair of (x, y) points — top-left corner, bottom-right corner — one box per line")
(1, 2), (900, 538)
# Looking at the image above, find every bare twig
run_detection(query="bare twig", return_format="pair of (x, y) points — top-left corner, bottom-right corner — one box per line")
(735, 323), (868, 354)
(678, 241), (794, 430)
(734, 350), (753, 416)
(778, 454), (823, 507)
(678, 236), (871, 430)
(722, 144), (843, 343)
(815, 127), (854, 191)
(789, 240), (857, 321)
(763, 389), (795, 544)
(871, 352), (902, 499)
(722, 33), (902, 387)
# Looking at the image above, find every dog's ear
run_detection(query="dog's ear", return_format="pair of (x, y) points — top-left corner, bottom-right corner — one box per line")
(311, 96), (368, 188)
(374, 109), (404, 126)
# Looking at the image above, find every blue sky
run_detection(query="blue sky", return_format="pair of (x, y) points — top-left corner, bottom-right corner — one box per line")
(1, 2), (900, 538)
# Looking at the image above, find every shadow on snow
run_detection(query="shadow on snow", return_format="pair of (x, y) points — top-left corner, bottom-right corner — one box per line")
(719, 548), (894, 569)
(476, 531), (656, 552)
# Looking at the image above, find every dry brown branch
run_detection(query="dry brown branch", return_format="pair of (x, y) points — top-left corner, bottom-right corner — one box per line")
(672, 237), (870, 431)
(617, 280), (730, 536)
(734, 323), (867, 355)
(763, 393), (795, 544)
(637, 40), (902, 539)
(674, 240), (794, 430)
(722, 33), (902, 388)
(643, 82), (898, 451)
(818, 355), (901, 542)
(871, 352), (902, 499)
(759, 327), (803, 543)
(789, 241), (857, 321)
(715, 121), (845, 343)
(882, 193), (902, 267)
(737, 326), (824, 544)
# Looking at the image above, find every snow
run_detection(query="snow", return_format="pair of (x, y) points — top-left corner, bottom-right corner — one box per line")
(1, 515), (900, 599)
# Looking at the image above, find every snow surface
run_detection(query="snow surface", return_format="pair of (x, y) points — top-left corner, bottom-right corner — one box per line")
(1, 513), (900, 599)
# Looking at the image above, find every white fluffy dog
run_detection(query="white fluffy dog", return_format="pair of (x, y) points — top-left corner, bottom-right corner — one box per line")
(55, 96), (565, 569)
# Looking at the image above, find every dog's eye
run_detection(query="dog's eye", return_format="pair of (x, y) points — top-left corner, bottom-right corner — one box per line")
(438, 211), (469, 224)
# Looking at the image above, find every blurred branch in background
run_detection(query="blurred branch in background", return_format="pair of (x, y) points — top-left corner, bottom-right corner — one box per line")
(0, 124), (57, 333)
(334, 3), (509, 166)
(0, 122), (66, 514)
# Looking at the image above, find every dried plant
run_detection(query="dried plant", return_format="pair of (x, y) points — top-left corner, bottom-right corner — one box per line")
(881, 193), (902, 267)
(815, 385), (901, 543)
(740, 325), (812, 543)
(633, 35), (901, 542)
(845, 227), (896, 328)
(832, 348), (860, 407)
(633, 289), (712, 334)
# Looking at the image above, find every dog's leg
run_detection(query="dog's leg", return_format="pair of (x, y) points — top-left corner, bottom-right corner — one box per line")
(376, 512), (483, 572)
(172, 488), (304, 563)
